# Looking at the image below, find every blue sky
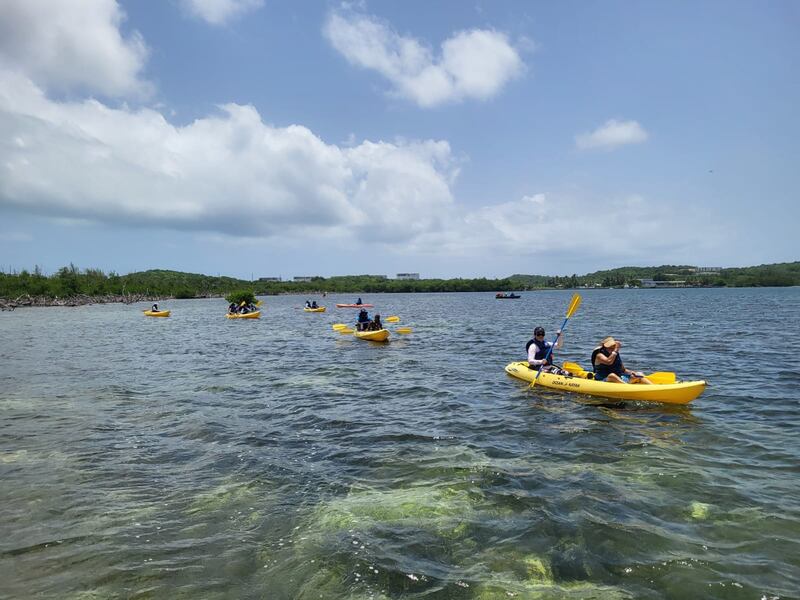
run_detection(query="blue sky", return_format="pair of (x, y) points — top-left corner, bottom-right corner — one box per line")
(0, 0), (797, 279)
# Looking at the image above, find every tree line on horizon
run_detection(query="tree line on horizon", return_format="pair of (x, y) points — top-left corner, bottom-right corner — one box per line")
(1, 262), (798, 301)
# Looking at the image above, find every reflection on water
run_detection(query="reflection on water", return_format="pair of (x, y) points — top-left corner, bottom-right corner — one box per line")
(1, 288), (799, 599)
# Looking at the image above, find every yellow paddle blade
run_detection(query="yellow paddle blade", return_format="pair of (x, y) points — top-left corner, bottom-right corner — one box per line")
(386, 316), (400, 322)
(338, 327), (354, 334)
(566, 293), (582, 318)
(396, 327), (412, 334)
(562, 362), (589, 378)
(255, 300), (263, 307)
(332, 323), (348, 330)
(647, 372), (677, 384)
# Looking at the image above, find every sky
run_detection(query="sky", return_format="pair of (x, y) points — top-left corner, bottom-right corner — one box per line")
(0, 0), (798, 279)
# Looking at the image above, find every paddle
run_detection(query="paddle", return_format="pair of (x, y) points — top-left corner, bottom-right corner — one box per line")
(332, 323), (348, 330)
(563, 361), (677, 384)
(386, 316), (400, 323)
(396, 327), (412, 334)
(338, 327), (354, 334)
(530, 293), (582, 389)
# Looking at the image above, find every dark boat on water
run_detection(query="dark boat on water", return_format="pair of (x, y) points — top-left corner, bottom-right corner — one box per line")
(495, 292), (521, 299)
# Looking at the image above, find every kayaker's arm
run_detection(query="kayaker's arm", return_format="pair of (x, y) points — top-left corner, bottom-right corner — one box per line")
(554, 329), (564, 349)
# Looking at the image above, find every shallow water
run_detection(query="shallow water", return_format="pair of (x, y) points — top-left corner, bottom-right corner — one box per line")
(1, 288), (799, 599)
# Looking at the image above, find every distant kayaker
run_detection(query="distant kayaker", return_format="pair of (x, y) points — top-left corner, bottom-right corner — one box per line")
(228, 302), (237, 314)
(311, 300), (318, 308)
(305, 300), (312, 308)
(591, 337), (652, 384)
(152, 303), (159, 311)
(526, 326), (564, 373)
(356, 297), (363, 305)
(370, 314), (383, 331)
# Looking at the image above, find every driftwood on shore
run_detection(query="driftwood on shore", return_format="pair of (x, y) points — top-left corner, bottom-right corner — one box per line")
(0, 293), (172, 310)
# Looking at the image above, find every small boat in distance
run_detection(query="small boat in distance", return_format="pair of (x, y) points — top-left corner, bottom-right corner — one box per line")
(495, 293), (521, 299)
(336, 303), (374, 308)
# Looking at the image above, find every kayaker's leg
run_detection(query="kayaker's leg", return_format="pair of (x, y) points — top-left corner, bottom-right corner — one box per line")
(631, 376), (654, 385)
(605, 373), (625, 384)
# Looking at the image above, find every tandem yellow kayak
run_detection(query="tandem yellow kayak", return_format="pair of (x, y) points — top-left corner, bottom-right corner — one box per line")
(143, 310), (170, 317)
(354, 328), (390, 342)
(504, 361), (706, 405)
(303, 307), (326, 312)
(226, 311), (261, 319)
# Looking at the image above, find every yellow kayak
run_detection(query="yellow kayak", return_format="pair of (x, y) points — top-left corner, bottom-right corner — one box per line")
(504, 361), (706, 405)
(354, 328), (390, 342)
(303, 307), (326, 312)
(226, 311), (261, 319)
(143, 310), (170, 317)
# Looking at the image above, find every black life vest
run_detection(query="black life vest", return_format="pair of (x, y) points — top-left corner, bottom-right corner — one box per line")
(592, 347), (623, 378)
(526, 338), (553, 364)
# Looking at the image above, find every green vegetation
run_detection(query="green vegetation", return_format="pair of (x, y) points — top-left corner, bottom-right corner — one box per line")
(1, 262), (797, 304)
(224, 289), (257, 305)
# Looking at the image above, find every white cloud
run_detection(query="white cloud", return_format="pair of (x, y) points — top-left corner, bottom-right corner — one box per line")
(404, 192), (723, 267)
(180, 0), (264, 25)
(0, 231), (32, 242)
(575, 119), (648, 151)
(323, 11), (524, 108)
(0, 69), (720, 266)
(0, 0), (150, 98)
(0, 69), (456, 242)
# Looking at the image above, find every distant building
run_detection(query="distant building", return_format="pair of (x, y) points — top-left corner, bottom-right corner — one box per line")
(258, 277), (281, 282)
(396, 273), (420, 280)
(639, 279), (686, 288)
(293, 276), (315, 282)
(689, 267), (721, 275)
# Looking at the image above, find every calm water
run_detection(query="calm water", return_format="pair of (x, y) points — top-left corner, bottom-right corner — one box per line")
(1, 289), (799, 599)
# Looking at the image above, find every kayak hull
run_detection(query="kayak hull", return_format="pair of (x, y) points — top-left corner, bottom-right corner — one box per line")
(504, 361), (705, 405)
(303, 307), (326, 312)
(336, 303), (374, 308)
(226, 311), (261, 319)
(354, 328), (390, 342)
(144, 310), (170, 317)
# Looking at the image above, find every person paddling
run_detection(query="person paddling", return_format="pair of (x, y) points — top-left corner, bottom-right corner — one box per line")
(356, 308), (370, 331)
(152, 303), (159, 312)
(526, 326), (565, 374)
(591, 337), (653, 384)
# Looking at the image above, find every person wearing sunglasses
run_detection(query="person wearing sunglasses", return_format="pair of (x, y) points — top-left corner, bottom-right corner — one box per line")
(526, 326), (563, 372)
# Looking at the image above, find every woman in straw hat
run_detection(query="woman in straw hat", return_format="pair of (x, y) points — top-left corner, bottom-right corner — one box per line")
(591, 337), (652, 384)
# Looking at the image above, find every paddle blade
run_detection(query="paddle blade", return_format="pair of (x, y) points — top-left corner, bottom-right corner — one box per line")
(338, 327), (354, 334)
(255, 300), (263, 307)
(566, 293), (582, 318)
(396, 327), (412, 334)
(332, 323), (348, 330)
(562, 362), (588, 378)
(646, 371), (677, 384)
(386, 316), (400, 323)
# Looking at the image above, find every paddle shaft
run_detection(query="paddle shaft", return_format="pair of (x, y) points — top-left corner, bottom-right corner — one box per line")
(532, 294), (581, 386)
(534, 318), (568, 382)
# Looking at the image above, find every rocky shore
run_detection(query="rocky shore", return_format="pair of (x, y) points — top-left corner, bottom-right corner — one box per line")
(0, 293), (172, 310)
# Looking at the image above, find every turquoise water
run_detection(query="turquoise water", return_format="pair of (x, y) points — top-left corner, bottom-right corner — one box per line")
(1, 288), (798, 599)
